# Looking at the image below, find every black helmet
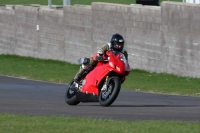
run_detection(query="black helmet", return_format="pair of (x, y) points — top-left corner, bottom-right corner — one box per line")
(110, 33), (124, 52)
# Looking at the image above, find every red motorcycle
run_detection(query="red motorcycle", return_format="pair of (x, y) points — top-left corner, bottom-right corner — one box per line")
(65, 50), (130, 106)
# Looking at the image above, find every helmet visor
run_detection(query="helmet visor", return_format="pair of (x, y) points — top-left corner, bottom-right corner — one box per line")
(115, 43), (123, 48)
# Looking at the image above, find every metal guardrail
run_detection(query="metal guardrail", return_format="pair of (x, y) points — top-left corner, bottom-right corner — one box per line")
(48, 0), (70, 8)
(183, 0), (200, 4)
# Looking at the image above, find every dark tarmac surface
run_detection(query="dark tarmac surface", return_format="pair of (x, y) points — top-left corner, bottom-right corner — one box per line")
(0, 75), (200, 122)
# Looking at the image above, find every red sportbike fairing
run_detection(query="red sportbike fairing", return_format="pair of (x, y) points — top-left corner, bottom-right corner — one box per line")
(65, 50), (130, 106)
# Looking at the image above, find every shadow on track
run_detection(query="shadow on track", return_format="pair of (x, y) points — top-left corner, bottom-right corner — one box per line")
(77, 104), (200, 108)
(111, 105), (200, 107)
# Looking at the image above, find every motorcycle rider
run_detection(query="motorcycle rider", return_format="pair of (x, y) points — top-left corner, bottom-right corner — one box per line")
(74, 33), (128, 83)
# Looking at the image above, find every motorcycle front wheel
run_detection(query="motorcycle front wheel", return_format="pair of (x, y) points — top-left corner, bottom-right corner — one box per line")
(99, 76), (121, 107)
(65, 79), (80, 105)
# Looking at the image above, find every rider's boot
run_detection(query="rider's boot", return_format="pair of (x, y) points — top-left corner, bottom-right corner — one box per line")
(74, 66), (85, 84)
(74, 58), (96, 84)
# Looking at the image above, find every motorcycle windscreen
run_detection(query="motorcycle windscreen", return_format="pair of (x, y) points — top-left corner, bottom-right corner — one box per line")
(120, 53), (130, 73)
(109, 52), (130, 75)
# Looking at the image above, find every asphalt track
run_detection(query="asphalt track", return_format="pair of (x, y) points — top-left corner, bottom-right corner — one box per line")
(0, 75), (200, 122)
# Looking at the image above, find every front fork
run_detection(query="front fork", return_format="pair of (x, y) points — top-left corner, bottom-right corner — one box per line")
(101, 76), (109, 91)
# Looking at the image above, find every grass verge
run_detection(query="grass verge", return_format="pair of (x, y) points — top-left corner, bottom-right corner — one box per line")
(0, 114), (200, 133)
(0, 54), (200, 96)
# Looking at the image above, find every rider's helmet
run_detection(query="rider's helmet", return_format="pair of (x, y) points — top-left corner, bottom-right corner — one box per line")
(110, 33), (125, 52)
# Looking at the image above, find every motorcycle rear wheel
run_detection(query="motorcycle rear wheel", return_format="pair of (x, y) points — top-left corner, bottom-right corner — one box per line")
(99, 76), (121, 107)
(65, 79), (80, 105)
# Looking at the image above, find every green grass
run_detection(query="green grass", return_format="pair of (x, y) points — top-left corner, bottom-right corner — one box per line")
(124, 70), (200, 96)
(0, 54), (200, 96)
(0, 54), (79, 83)
(0, 114), (200, 133)
(0, 0), (183, 6)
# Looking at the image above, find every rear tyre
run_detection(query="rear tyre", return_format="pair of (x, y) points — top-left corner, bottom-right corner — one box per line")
(65, 79), (80, 105)
(99, 76), (121, 106)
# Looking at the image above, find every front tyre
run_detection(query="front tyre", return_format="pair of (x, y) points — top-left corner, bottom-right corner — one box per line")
(99, 76), (121, 106)
(65, 79), (80, 105)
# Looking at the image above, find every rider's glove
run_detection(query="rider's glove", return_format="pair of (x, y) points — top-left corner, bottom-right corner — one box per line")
(96, 53), (104, 61)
